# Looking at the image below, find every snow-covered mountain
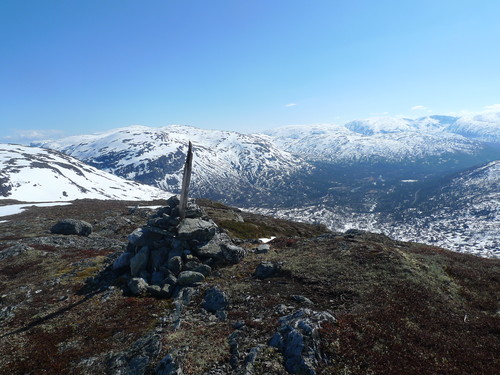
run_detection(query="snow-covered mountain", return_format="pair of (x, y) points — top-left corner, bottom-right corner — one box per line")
(448, 112), (500, 143)
(29, 115), (499, 257)
(263, 114), (499, 163)
(0, 144), (169, 202)
(34, 125), (311, 204)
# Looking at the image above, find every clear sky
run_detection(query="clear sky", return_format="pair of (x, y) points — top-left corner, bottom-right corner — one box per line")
(1, 0), (500, 143)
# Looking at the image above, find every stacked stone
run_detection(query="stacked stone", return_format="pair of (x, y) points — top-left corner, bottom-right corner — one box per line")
(113, 195), (246, 297)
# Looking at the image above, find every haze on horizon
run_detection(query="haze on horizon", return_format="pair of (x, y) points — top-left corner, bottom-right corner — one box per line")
(1, 0), (500, 144)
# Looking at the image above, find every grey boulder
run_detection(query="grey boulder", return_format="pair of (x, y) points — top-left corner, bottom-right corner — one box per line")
(51, 219), (92, 236)
(253, 261), (278, 279)
(177, 271), (205, 286)
(177, 218), (217, 242)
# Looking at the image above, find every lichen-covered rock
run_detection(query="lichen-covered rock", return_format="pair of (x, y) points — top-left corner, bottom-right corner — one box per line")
(106, 333), (162, 375)
(51, 219), (92, 236)
(186, 262), (212, 277)
(177, 271), (205, 286)
(184, 202), (205, 219)
(0, 243), (33, 261)
(269, 309), (336, 375)
(177, 218), (217, 242)
(194, 232), (228, 260)
(128, 278), (148, 296)
(202, 287), (229, 313)
(221, 243), (246, 264)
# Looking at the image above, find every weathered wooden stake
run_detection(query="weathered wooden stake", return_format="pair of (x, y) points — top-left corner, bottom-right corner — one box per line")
(178, 141), (193, 220)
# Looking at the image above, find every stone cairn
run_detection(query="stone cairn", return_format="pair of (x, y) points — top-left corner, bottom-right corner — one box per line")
(114, 196), (246, 298)
(113, 142), (246, 298)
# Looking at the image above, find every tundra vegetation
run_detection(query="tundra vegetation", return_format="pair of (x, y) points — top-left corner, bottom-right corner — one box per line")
(0, 199), (498, 374)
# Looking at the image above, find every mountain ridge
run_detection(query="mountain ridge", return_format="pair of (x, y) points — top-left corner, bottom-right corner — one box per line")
(34, 125), (311, 204)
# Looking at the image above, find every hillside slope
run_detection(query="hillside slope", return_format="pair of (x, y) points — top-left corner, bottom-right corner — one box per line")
(0, 199), (498, 375)
(0, 144), (169, 202)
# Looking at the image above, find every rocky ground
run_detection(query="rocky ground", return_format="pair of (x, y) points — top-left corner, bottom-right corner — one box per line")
(0, 198), (499, 375)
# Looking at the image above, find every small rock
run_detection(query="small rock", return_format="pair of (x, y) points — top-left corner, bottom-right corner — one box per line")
(181, 250), (194, 263)
(168, 256), (183, 275)
(107, 334), (162, 375)
(268, 309), (336, 375)
(194, 232), (229, 260)
(155, 353), (183, 375)
(184, 261), (212, 276)
(253, 262), (278, 279)
(128, 278), (148, 296)
(177, 271), (205, 286)
(51, 219), (92, 236)
(221, 243), (246, 264)
(192, 263), (212, 277)
(291, 295), (314, 305)
(202, 287), (229, 313)
(255, 244), (270, 254)
(215, 310), (228, 321)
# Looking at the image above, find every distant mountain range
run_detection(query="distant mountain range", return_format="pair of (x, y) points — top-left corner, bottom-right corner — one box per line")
(33, 113), (500, 204)
(7, 111), (499, 257)
(264, 114), (499, 163)
(33, 125), (311, 204)
(0, 144), (168, 202)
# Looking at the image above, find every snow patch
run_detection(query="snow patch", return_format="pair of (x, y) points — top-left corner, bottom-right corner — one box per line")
(0, 202), (72, 218)
(259, 236), (276, 244)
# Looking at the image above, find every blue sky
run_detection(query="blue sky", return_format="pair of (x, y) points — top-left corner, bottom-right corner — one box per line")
(1, 0), (500, 142)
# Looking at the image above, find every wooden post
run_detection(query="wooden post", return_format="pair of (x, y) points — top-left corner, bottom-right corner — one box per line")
(179, 141), (193, 220)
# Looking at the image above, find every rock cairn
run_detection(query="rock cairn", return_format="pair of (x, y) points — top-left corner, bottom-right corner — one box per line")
(113, 195), (246, 298)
